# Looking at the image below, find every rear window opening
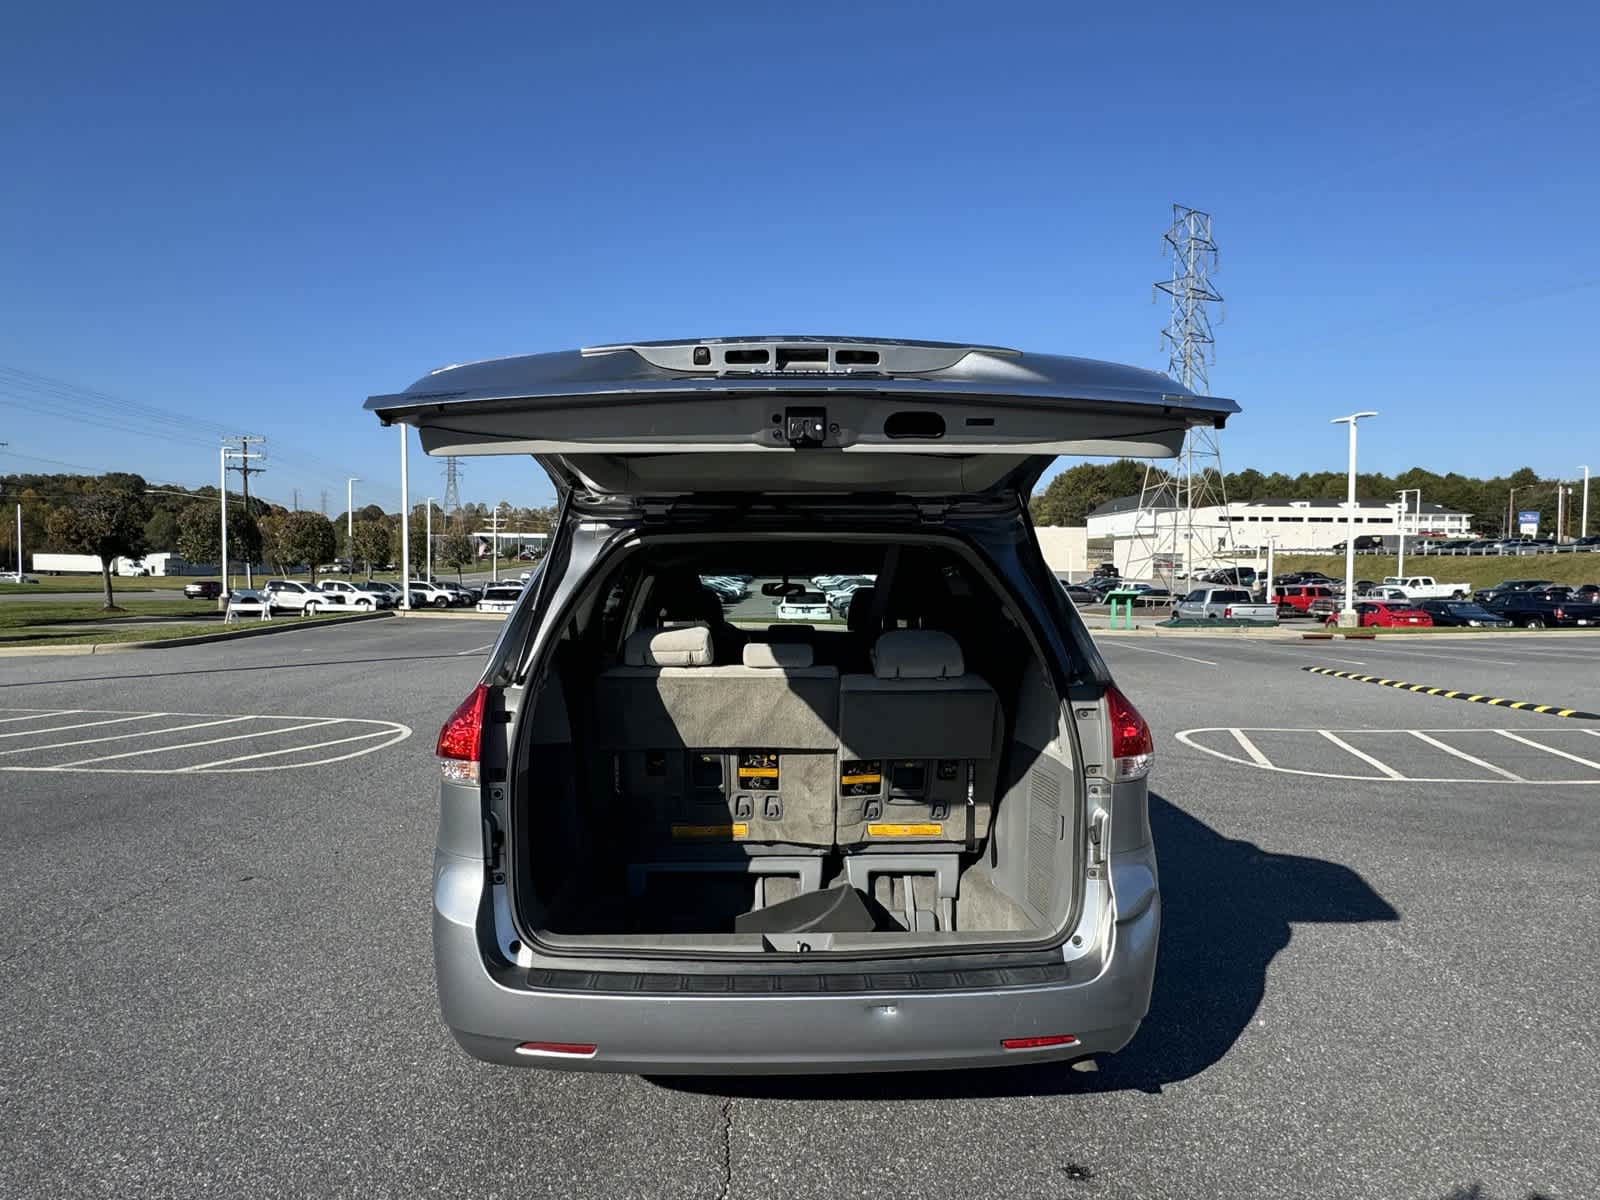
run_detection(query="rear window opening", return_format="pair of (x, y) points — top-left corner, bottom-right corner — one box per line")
(503, 533), (1090, 960)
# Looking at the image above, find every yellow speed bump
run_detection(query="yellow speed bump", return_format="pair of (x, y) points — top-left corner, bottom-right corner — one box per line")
(1301, 667), (1600, 720)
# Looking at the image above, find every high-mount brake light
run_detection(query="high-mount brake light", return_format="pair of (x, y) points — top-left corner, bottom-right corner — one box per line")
(436, 684), (488, 784)
(1106, 685), (1154, 781)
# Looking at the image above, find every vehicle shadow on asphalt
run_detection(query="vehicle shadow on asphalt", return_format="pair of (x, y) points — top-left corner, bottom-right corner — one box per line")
(656, 793), (1399, 1100)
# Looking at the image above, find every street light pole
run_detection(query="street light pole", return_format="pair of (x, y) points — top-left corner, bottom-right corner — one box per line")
(1331, 412), (1378, 626)
(1582, 466), (1591, 539)
(399, 426), (410, 611)
(426, 497), (434, 582)
(346, 477), (359, 565)
(219, 445), (230, 599)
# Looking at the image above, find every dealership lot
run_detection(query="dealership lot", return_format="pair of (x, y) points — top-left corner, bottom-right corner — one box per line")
(2, 621), (1597, 1198)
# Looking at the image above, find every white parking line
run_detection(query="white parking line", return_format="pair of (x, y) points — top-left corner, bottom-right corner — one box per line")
(456, 642), (495, 656)
(1408, 730), (1524, 781)
(1229, 728), (1273, 767)
(1097, 641), (1218, 667)
(1317, 730), (1405, 779)
(0, 709), (84, 724)
(0, 707), (413, 774)
(1372, 647), (1522, 667)
(1494, 729), (1600, 771)
(55, 718), (342, 768)
(1175, 725), (1600, 785)
(0, 715), (253, 757)
(0, 713), (167, 740)
(180, 728), (395, 771)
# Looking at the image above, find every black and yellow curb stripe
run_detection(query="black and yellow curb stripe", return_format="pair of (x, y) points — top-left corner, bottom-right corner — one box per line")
(1301, 666), (1600, 719)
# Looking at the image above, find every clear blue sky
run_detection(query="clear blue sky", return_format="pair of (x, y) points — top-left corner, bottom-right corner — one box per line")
(3, 1), (1597, 514)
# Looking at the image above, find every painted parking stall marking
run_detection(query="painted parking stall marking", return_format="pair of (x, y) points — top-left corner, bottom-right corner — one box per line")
(1301, 665), (1600, 719)
(0, 707), (411, 774)
(1177, 726), (1600, 785)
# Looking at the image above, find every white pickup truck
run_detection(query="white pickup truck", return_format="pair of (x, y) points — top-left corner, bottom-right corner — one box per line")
(1381, 575), (1470, 600)
(1173, 587), (1279, 623)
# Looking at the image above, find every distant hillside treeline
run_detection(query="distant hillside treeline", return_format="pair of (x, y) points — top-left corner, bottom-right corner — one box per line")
(0, 472), (556, 563)
(1030, 461), (1553, 534)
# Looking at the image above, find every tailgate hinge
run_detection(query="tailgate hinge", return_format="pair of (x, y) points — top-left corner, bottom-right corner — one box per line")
(916, 502), (948, 524)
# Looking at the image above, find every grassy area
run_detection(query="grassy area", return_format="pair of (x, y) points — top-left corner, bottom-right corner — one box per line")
(0, 574), (208, 594)
(1273, 554), (1600, 591)
(0, 611), (369, 648)
(0, 599), (213, 631)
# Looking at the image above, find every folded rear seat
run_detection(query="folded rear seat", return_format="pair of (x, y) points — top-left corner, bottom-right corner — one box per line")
(590, 627), (840, 900)
(835, 629), (1003, 929)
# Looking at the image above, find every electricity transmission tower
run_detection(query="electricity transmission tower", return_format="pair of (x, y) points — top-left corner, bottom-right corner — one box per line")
(442, 457), (462, 528)
(1132, 204), (1229, 588)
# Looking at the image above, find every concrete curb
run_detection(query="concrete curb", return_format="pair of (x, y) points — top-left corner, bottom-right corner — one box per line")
(0, 611), (393, 657)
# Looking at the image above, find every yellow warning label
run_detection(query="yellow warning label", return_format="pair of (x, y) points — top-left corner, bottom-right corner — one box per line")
(737, 767), (779, 778)
(867, 822), (944, 838)
(671, 822), (749, 840)
(841, 773), (882, 786)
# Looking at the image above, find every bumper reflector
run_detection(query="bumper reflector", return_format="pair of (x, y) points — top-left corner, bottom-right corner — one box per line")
(515, 1041), (598, 1058)
(1001, 1034), (1079, 1051)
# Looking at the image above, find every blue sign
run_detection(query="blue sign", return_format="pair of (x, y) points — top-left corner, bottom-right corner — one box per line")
(1517, 509), (1540, 535)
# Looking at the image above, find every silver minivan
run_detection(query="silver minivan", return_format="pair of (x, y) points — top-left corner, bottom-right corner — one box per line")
(367, 336), (1238, 1074)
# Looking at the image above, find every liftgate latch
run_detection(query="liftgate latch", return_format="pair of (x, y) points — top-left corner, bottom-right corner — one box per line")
(784, 407), (827, 447)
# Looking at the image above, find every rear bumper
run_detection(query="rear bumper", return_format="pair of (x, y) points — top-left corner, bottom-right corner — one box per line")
(430, 851), (1159, 1075)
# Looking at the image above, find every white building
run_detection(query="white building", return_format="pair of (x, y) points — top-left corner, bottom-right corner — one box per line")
(1086, 495), (1474, 580)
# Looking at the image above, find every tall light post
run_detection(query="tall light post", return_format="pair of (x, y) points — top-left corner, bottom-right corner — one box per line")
(1395, 487), (1421, 572)
(346, 477), (359, 564)
(1581, 466), (1591, 539)
(1506, 485), (1522, 540)
(425, 496), (435, 582)
(1332, 412), (1378, 626)
(399, 427), (410, 611)
(219, 446), (230, 598)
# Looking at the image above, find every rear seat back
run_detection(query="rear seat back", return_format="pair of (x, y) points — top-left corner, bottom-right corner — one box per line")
(836, 629), (1002, 850)
(591, 627), (839, 850)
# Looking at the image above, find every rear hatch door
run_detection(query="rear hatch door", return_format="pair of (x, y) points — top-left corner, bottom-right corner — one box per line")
(365, 336), (1239, 501)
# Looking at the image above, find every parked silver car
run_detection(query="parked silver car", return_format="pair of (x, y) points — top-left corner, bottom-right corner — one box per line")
(367, 336), (1240, 1074)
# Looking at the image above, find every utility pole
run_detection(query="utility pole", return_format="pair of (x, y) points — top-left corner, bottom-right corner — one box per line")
(225, 436), (265, 587)
(219, 445), (229, 598)
(1581, 466), (1591, 539)
(491, 504), (501, 582)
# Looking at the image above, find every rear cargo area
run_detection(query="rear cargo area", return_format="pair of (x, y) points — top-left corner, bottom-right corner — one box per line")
(508, 538), (1088, 954)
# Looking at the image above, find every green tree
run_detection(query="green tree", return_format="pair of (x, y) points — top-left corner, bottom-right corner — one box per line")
(42, 473), (151, 609)
(176, 503), (220, 565)
(1030, 460), (1154, 527)
(351, 519), (392, 578)
(280, 512), (338, 581)
(438, 531), (475, 580)
(143, 508), (179, 554)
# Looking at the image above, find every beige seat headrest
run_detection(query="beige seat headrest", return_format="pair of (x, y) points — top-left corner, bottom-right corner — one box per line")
(622, 624), (713, 667)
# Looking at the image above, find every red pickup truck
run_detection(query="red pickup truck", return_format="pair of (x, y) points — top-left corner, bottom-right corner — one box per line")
(1274, 584), (1336, 615)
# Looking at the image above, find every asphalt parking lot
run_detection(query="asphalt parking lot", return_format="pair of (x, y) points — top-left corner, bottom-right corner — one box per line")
(2, 620), (1597, 1198)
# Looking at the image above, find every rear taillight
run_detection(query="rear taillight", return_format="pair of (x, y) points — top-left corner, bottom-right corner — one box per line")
(1223, 606), (1234, 619)
(1001, 1034), (1079, 1051)
(436, 684), (488, 784)
(1106, 685), (1154, 781)
(515, 1041), (597, 1058)
(1555, 607), (1566, 620)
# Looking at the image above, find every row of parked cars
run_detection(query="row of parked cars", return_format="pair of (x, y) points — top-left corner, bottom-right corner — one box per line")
(205, 576), (505, 616)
